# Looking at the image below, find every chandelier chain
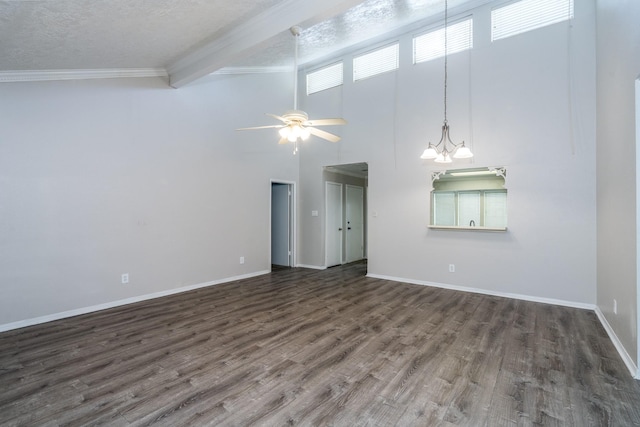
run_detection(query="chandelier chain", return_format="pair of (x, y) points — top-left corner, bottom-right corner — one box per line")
(444, 0), (448, 123)
(419, 0), (473, 162)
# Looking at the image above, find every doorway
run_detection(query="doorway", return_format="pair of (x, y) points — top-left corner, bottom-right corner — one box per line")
(324, 163), (368, 267)
(271, 181), (294, 268)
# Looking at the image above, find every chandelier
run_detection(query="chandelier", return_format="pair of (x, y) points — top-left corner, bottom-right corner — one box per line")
(420, 0), (473, 163)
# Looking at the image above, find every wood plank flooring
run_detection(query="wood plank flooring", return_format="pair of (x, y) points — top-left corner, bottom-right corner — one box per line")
(1, 262), (639, 426)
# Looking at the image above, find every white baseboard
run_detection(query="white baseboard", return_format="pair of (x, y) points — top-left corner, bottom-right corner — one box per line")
(594, 307), (640, 379)
(296, 264), (327, 270)
(367, 273), (639, 378)
(366, 273), (595, 310)
(0, 270), (270, 333)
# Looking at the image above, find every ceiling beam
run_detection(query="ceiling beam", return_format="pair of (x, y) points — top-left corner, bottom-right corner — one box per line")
(167, 0), (365, 88)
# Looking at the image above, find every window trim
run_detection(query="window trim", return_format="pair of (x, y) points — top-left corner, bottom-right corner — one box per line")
(413, 17), (474, 64)
(430, 189), (508, 231)
(491, 0), (574, 42)
(306, 61), (344, 95)
(353, 42), (400, 82)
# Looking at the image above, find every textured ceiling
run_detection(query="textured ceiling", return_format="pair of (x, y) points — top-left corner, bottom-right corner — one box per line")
(240, 0), (478, 68)
(0, 0), (487, 85)
(0, 0), (282, 70)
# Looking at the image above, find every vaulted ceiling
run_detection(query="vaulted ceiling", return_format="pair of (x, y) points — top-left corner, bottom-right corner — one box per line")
(0, 0), (490, 87)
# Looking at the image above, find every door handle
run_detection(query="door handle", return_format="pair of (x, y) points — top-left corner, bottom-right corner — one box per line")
(338, 228), (343, 231)
(347, 227), (351, 230)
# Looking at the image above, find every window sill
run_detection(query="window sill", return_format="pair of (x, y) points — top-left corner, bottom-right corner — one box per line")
(428, 225), (508, 232)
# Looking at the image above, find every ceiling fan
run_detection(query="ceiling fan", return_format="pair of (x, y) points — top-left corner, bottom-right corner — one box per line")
(237, 26), (347, 154)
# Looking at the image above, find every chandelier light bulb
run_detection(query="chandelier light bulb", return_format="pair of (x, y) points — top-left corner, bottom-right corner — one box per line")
(421, 146), (438, 159)
(454, 144), (473, 159)
(435, 151), (452, 163)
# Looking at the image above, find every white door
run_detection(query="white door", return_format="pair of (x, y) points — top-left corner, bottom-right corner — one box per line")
(325, 182), (343, 267)
(271, 183), (292, 267)
(346, 185), (364, 263)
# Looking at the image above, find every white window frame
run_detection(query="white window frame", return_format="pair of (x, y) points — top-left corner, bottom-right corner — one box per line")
(491, 0), (574, 42)
(306, 62), (344, 95)
(432, 189), (507, 229)
(353, 43), (399, 81)
(413, 17), (474, 64)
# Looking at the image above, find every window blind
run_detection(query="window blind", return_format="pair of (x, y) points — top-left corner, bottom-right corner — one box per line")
(491, 0), (574, 41)
(413, 18), (473, 64)
(433, 192), (456, 226)
(353, 43), (399, 81)
(458, 191), (481, 227)
(306, 62), (344, 95)
(484, 191), (508, 228)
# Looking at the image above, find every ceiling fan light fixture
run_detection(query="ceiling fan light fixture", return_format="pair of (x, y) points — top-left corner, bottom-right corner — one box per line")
(287, 130), (298, 142)
(236, 26), (346, 153)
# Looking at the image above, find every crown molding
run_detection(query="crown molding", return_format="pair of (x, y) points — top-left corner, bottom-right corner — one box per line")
(0, 68), (168, 83)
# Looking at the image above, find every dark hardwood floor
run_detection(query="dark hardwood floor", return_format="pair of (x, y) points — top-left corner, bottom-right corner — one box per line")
(1, 262), (639, 426)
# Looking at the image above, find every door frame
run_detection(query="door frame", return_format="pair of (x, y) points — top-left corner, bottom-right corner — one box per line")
(270, 179), (296, 268)
(636, 77), (640, 379)
(325, 181), (344, 267)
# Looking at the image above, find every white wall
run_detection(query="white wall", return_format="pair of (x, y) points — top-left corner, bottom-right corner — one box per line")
(0, 73), (298, 327)
(298, 1), (597, 305)
(596, 0), (640, 369)
(0, 0), (607, 347)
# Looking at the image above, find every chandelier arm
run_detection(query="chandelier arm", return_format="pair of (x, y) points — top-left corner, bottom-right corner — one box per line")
(435, 127), (447, 148)
(444, 126), (456, 147)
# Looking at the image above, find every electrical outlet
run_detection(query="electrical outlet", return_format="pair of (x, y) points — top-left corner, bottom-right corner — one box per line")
(240, 257), (245, 264)
(121, 273), (129, 284)
(449, 264), (455, 273)
(613, 299), (617, 315)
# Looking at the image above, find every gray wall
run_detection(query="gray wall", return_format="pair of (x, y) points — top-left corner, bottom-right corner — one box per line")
(0, 73), (299, 326)
(298, 1), (597, 306)
(596, 0), (640, 368)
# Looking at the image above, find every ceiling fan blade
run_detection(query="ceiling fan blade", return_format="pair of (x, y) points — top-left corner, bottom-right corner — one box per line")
(278, 136), (289, 145)
(307, 126), (341, 143)
(305, 118), (347, 127)
(236, 125), (283, 131)
(266, 113), (288, 123)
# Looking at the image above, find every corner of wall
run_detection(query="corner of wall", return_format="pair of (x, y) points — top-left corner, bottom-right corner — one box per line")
(594, 306), (639, 378)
